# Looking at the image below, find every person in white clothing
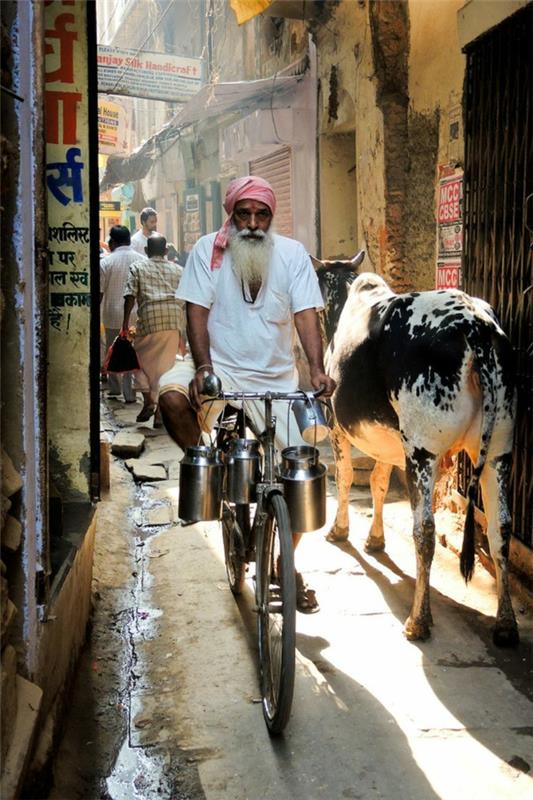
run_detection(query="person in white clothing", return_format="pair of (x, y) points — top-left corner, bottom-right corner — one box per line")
(158, 176), (336, 612)
(130, 207), (158, 255)
(100, 225), (145, 402)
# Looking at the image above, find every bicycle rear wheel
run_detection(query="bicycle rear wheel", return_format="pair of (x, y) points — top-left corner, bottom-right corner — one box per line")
(222, 503), (250, 595)
(257, 493), (296, 735)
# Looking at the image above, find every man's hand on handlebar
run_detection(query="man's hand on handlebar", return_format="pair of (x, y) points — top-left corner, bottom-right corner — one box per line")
(310, 371), (336, 398)
(189, 366), (223, 409)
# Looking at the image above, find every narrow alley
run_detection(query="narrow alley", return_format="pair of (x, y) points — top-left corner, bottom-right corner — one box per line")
(47, 395), (533, 800)
(2, 2), (531, 798)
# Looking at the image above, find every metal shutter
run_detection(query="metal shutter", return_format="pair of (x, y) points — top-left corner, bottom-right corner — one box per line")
(249, 147), (293, 237)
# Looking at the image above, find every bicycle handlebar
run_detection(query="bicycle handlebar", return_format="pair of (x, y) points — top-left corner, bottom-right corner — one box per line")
(201, 376), (326, 403)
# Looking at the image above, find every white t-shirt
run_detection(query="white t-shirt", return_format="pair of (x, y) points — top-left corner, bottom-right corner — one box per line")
(177, 232), (324, 391)
(130, 229), (148, 255)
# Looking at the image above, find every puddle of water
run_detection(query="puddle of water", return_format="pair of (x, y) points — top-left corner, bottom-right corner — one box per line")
(106, 739), (166, 799)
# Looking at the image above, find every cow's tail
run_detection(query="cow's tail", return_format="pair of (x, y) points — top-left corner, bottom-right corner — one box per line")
(460, 331), (497, 583)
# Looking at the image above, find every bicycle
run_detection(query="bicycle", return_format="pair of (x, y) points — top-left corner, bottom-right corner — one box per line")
(203, 385), (326, 735)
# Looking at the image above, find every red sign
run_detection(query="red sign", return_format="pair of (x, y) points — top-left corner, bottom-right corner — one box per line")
(436, 261), (462, 290)
(438, 176), (462, 223)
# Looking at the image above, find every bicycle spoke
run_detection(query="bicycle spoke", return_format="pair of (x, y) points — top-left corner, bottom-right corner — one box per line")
(222, 503), (250, 595)
(257, 493), (295, 734)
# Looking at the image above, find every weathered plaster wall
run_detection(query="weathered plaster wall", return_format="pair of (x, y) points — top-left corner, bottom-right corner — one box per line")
(314, 0), (469, 290)
(314, 0), (386, 273)
(33, 514), (96, 753)
(407, 0), (465, 288)
(368, 0), (411, 290)
(1, 0), (48, 673)
(405, 109), (440, 289)
(319, 132), (358, 259)
(316, 0), (411, 286)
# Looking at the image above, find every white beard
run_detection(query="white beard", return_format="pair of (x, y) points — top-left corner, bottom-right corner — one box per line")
(229, 226), (273, 285)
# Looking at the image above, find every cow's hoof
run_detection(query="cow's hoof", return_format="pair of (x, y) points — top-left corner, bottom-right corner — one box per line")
(493, 624), (519, 648)
(326, 528), (349, 543)
(404, 617), (431, 642)
(364, 536), (385, 553)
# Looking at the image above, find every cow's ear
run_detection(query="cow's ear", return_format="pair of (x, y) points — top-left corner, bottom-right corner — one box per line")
(310, 255), (323, 271)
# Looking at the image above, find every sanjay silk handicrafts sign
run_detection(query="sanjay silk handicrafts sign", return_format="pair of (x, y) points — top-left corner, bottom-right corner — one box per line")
(97, 45), (204, 103)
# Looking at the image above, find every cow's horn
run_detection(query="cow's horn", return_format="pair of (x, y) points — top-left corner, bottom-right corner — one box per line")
(350, 250), (365, 269)
(310, 255), (323, 271)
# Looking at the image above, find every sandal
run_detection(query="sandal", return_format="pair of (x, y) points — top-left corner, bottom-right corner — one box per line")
(136, 405), (155, 423)
(295, 571), (319, 614)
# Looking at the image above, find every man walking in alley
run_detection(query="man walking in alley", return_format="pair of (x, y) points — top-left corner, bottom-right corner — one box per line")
(158, 176), (335, 611)
(130, 206), (158, 255)
(100, 225), (144, 402)
(122, 234), (185, 426)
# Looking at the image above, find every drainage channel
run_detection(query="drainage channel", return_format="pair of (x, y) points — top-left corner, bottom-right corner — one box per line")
(45, 402), (205, 800)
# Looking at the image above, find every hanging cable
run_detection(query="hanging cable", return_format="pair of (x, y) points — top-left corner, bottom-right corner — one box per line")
(107, 0), (177, 94)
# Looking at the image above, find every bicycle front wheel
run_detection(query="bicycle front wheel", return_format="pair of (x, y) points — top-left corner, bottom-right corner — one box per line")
(257, 492), (296, 735)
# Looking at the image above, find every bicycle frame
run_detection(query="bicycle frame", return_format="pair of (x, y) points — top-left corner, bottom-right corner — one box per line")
(201, 386), (325, 734)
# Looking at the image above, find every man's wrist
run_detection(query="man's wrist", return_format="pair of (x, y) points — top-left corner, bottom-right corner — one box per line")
(195, 363), (213, 374)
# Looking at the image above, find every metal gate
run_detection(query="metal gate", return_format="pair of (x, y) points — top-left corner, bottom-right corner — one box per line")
(250, 147), (293, 237)
(461, 4), (532, 547)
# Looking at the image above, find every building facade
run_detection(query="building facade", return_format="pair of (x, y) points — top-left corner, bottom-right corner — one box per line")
(1, 1), (100, 794)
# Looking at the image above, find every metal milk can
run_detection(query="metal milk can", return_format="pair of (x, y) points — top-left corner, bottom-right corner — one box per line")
(280, 445), (326, 533)
(225, 438), (261, 504)
(291, 396), (329, 444)
(178, 445), (224, 522)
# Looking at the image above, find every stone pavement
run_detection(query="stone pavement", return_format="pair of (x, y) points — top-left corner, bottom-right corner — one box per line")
(48, 392), (533, 800)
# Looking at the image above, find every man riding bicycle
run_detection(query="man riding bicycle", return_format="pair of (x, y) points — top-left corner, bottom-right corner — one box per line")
(159, 175), (336, 612)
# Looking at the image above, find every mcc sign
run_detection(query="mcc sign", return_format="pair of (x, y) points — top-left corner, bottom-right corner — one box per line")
(437, 176), (462, 223)
(436, 260), (462, 290)
(436, 168), (463, 289)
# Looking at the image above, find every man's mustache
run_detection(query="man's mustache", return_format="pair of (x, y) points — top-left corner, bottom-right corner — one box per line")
(237, 229), (266, 241)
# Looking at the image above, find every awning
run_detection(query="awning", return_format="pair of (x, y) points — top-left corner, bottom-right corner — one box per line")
(99, 123), (182, 191)
(170, 73), (302, 127)
(100, 72), (304, 190)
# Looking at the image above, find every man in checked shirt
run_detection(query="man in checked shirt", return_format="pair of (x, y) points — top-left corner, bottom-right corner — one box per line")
(122, 234), (185, 426)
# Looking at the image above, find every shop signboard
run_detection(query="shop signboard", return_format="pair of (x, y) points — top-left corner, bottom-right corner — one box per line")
(98, 98), (127, 154)
(436, 260), (462, 290)
(97, 46), (203, 103)
(183, 188), (205, 252)
(436, 167), (463, 289)
(100, 200), (121, 213)
(45, 1), (91, 333)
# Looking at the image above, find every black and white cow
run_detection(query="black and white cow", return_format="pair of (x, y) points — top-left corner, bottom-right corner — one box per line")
(314, 252), (519, 647)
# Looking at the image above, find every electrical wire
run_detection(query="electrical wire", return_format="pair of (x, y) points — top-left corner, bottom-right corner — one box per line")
(98, 0), (121, 44)
(107, 0), (177, 94)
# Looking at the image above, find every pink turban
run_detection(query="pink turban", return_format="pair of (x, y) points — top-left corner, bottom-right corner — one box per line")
(210, 176), (276, 270)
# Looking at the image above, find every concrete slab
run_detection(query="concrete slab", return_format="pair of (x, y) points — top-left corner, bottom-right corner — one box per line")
(143, 480), (180, 499)
(140, 445), (182, 465)
(168, 461), (181, 480)
(111, 432), (145, 458)
(142, 506), (177, 527)
(125, 462), (167, 482)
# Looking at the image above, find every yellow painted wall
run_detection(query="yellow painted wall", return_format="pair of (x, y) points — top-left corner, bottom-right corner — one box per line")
(409, 0), (466, 170)
(319, 132), (358, 260)
(315, 0), (386, 270)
